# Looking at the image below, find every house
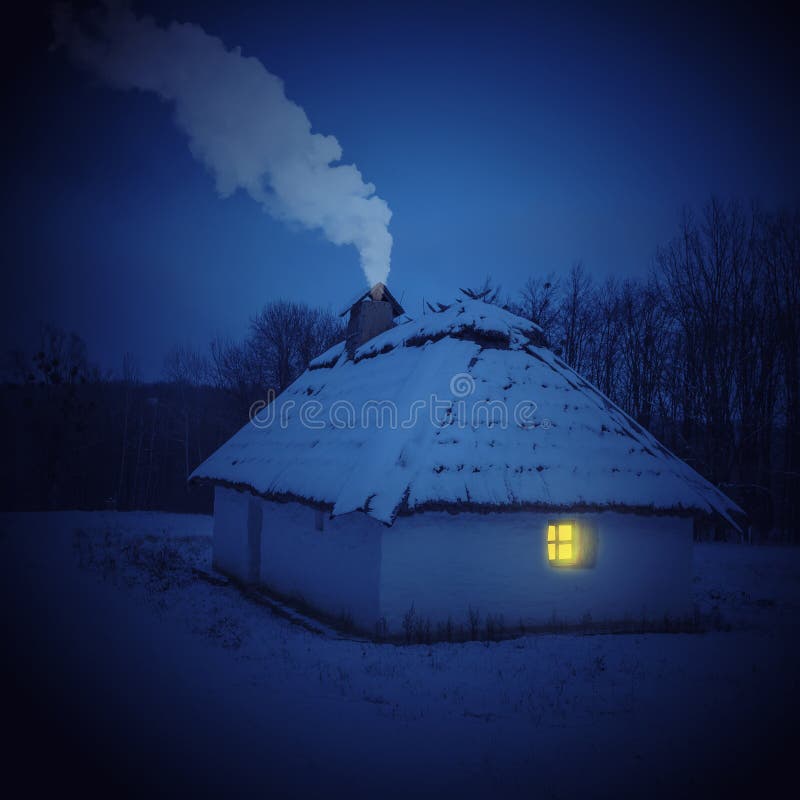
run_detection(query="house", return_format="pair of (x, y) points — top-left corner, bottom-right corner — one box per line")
(190, 284), (742, 635)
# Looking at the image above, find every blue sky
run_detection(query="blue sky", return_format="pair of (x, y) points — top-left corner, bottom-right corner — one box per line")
(4, 1), (798, 377)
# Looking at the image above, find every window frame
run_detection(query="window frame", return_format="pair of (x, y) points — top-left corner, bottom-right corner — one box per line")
(546, 519), (581, 567)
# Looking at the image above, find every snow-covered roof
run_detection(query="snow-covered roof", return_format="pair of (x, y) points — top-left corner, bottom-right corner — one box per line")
(191, 297), (742, 526)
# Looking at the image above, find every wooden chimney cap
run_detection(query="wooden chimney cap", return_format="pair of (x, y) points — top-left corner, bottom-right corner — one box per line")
(339, 282), (404, 318)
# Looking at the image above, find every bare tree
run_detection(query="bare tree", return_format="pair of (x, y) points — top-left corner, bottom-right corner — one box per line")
(163, 344), (212, 386)
(250, 301), (304, 392)
(761, 209), (800, 539)
(32, 324), (101, 385)
(209, 335), (266, 414)
(617, 278), (669, 429)
(587, 277), (623, 400)
(116, 352), (141, 509)
(294, 307), (345, 373)
(163, 345), (213, 481)
(250, 301), (343, 393)
(657, 202), (735, 482)
(558, 261), (595, 372)
(514, 273), (561, 344)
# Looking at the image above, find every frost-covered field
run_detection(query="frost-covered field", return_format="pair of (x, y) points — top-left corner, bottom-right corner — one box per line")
(1, 511), (798, 797)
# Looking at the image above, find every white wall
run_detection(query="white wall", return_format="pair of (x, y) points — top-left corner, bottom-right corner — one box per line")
(257, 500), (382, 632)
(212, 492), (383, 630)
(211, 486), (253, 580)
(213, 491), (693, 635)
(379, 511), (693, 632)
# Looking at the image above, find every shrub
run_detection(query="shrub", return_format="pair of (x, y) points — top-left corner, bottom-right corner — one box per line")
(485, 613), (505, 641)
(414, 616), (432, 644)
(402, 603), (416, 643)
(467, 605), (481, 640)
(337, 609), (354, 633)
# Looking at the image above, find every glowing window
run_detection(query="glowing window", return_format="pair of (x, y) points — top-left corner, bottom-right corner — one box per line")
(547, 521), (580, 566)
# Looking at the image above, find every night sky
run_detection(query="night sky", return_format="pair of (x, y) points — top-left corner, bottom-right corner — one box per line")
(4, 1), (798, 378)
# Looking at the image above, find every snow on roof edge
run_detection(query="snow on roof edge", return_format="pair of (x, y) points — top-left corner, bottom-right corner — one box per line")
(189, 473), (737, 527)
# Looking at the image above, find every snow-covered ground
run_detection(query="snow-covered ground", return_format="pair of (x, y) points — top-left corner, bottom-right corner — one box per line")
(2, 511), (797, 797)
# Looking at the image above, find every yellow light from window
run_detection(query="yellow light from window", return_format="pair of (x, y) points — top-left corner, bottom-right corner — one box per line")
(547, 521), (580, 566)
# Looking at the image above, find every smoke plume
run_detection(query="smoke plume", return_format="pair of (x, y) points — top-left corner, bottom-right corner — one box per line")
(53, 2), (392, 285)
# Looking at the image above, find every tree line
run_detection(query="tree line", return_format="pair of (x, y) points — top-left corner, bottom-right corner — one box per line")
(2, 198), (797, 540)
(502, 199), (799, 541)
(1, 305), (343, 514)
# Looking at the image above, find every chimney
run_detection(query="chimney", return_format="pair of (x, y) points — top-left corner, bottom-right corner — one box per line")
(342, 282), (404, 359)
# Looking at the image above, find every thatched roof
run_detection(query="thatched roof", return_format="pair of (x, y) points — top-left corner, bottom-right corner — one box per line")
(191, 297), (742, 526)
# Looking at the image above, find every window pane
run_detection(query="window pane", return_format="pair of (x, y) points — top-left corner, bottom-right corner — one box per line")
(548, 543), (556, 561)
(559, 542), (573, 560)
(558, 524), (572, 542)
(547, 525), (556, 542)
